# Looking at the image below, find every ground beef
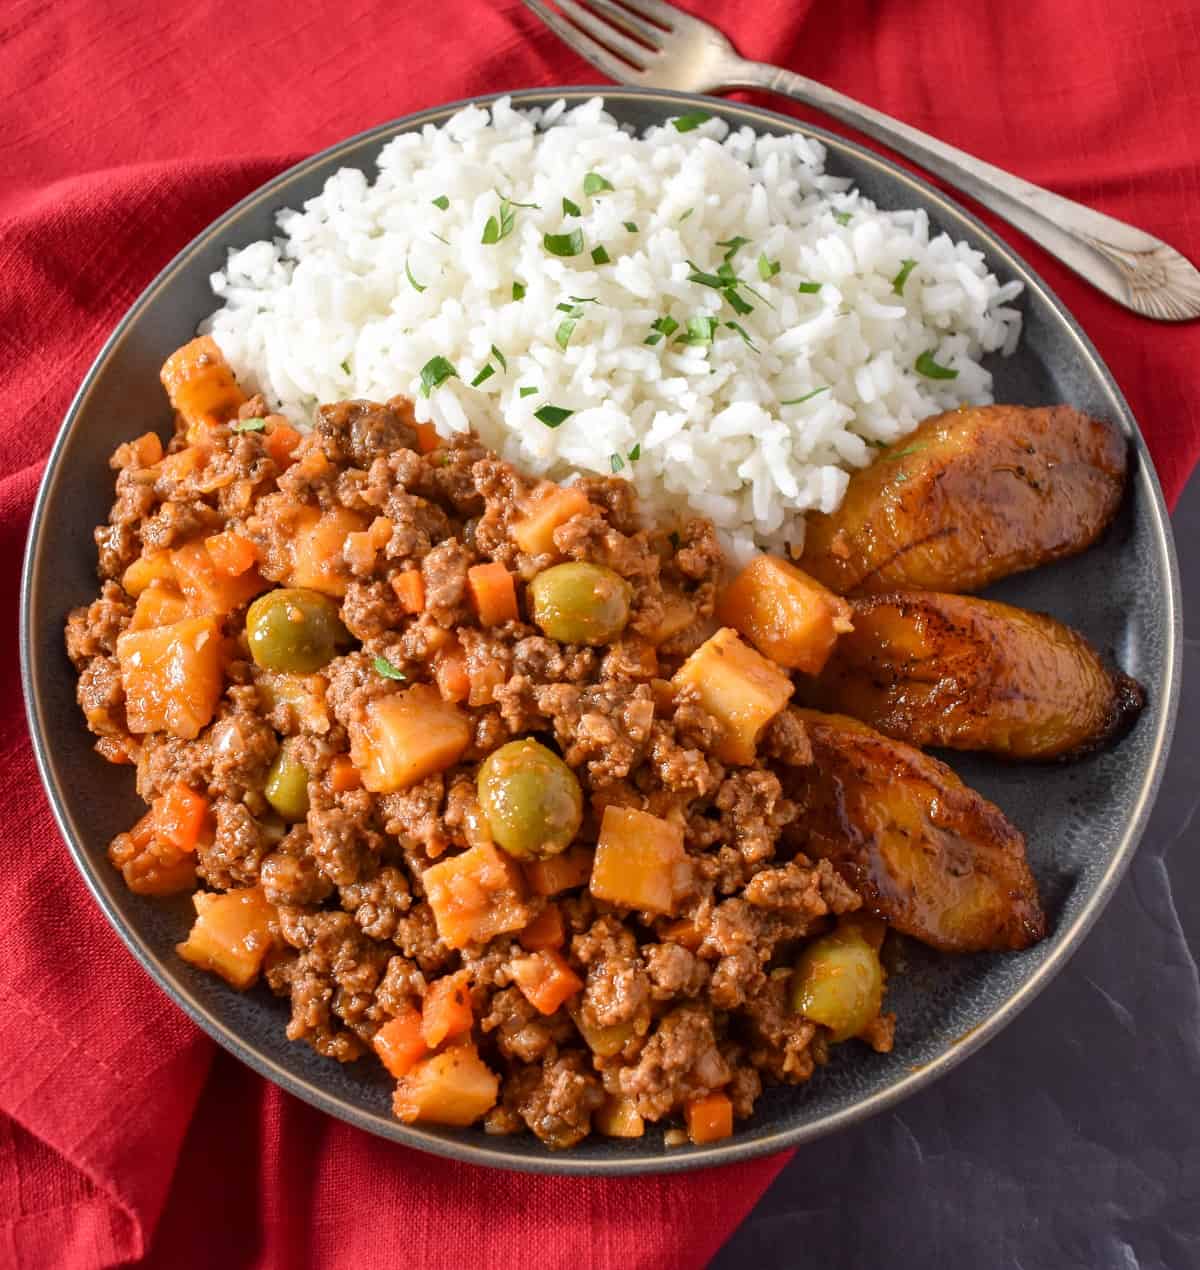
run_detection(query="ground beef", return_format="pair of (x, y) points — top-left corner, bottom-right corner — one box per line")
(208, 697), (278, 796)
(643, 941), (709, 1000)
(572, 916), (651, 1031)
(741, 973), (824, 1083)
(421, 539), (471, 626)
(480, 987), (559, 1063)
(197, 799), (270, 889)
(308, 792), (385, 886)
(135, 733), (213, 803)
(260, 827), (333, 907)
(340, 865), (412, 940)
(613, 1004), (728, 1120)
(392, 902), (455, 976)
(502, 1052), (604, 1148)
(536, 681), (656, 783)
(65, 582), (133, 666)
(315, 399), (418, 468)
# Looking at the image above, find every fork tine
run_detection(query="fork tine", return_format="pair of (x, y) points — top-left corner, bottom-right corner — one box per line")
(553, 0), (652, 68)
(576, 0), (665, 47)
(601, 0), (683, 30)
(520, 0), (641, 80)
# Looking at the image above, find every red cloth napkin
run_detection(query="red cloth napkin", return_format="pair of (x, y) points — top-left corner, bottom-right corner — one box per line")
(3, 1), (1199, 1265)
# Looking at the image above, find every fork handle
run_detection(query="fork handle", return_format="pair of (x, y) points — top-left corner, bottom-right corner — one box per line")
(727, 61), (1200, 321)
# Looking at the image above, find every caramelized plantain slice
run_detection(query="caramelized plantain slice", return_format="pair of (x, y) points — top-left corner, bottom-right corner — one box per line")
(799, 405), (1128, 595)
(801, 591), (1145, 760)
(784, 709), (1046, 953)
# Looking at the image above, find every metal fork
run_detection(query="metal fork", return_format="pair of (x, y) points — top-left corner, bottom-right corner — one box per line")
(521, 0), (1200, 321)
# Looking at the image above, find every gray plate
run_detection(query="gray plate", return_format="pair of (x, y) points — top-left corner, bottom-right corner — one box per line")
(19, 87), (1182, 1175)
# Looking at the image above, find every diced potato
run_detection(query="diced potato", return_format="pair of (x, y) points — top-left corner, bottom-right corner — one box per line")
(595, 1095), (645, 1138)
(644, 590), (696, 646)
(160, 336), (247, 439)
(510, 949), (584, 1015)
(204, 529), (258, 576)
(287, 505), (369, 597)
(393, 1044), (500, 1127)
(344, 516), (394, 575)
(685, 1092), (733, 1145)
(175, 886), (276, 990)
(129, 585), (190, 631)
(349, 685), (471, 793)
(420, 970), (473, 1048)
(422, 841), (531, 950)
(511, 483), (591, 556)
(590, 805), (690, 915)
(672, 627), (793, 764)
(718, 555), (854, 675)
(117, 616), (224, 739)
(525, 844), (594, 896)
(373, 1008), (428, 1079)
(123, 551), (177, 597)
(172, 539), (269, 616)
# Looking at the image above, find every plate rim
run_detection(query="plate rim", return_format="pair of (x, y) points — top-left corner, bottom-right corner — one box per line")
(20, 84), (1183, 1176)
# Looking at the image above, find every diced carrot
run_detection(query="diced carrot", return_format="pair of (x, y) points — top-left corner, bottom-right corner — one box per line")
(264, 422), (302, 469)
(160, 445), (208, 483)
(422, 841), (531, 950)
(414, 421), (441, 453)
(345, 517), (394, 574)
(525, 844), (594, 897)
(287, 505), (369, 598)
(128, 431), (164, 467)
(204, 529), (258, 577)
(590, 806), (690, 915)
(172, 539), (269, 616)
(685, 1092), (734, 1145)
(122, 551), (176, 597)
(595, 1095), (645, 1138)
(717, 554), (853, 675)
(510, 948), (584, 1016)
(129, 585), (190, 631)
(518, 902), (565, 952)
(373, 1008), (429, 1079)
(672, 627), (794, 765)
(154, 784), (209, 852)
(175, 886), (277, 991)
(95, 735), (138, 766)
(116, 617), (225, 739)
(511, 483), (591, 556)
(350, 684), (472, 793)
(391, 569), (425, 615)
(433, 643), (471, 704)
(329, 755), (363, 793)
(467, 562), (518, 626)
(108, 811), (196, 896)
(392, 1044), (499, 1127)
(160, 336), (247, 438)
(420, 970), (473, 1048)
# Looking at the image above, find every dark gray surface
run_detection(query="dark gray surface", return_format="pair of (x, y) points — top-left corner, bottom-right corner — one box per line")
(19, 87), (1182, 1176)
(715, 474), (1200, 1270)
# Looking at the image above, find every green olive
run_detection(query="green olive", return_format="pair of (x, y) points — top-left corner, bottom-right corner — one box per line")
(476, 738), (583, 860)
(265, 744), (311, 821)
(528, 562), (631, 646)
(246, 587), (349, 673)
(790, 923), (884, 1042)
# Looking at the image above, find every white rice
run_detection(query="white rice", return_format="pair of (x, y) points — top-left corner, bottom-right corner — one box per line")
(202, 96), (1022, 560)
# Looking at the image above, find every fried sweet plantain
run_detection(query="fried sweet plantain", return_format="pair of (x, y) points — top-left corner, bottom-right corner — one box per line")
(799, 405), (1128, 594)
(784, 709), (1046, 953)
(801, 591), (1145, 760)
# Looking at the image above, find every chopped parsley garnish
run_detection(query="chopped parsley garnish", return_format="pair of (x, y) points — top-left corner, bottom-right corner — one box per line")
(724, 320), (758, 350)
(556, 319), (578, 349)
(419, 355), (459, 396)
(544, 228), (584, 257)
(583, 171), (614, 196)
(340, 360), (350, 374)
(832, 210), (852, 226)
(555, 296), (596, 345)
(679, 208), (694, 223)
(716, 236), (750, 261)
(232, 417), (266, 432)
(915, 351), (959, 380)
(512, 280), (526, 301)
(627, 443), (641, 461)
(892, 258), (918, 295)
(431, 232), (450, 246)
(503, 195), (541, 209)
(672, 110), (712, 132)
(725, 287), (753, 316)
(644, 315), (679, 345)
(562, 196), (582, 217)
(482, 197), (517, 244)
(470, 364), (495, 387)
(432, 194), (450, 210)
(373, 656), (407, 681)
(797, 281), (822, 294)
(676, 315), (718, 346)
(534, 404), (574, 428)
(519, 385), (537, 398)
(405, 256), (426, 293)
(591, 245), (611, 265)
(886, 443), (927, 460)
(490, 344), (507, 372)
(610, 452), (625, 473)
(758, 253), (781, 280)
(623, 221), (639, 233)
(781, 387), (829, 405)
